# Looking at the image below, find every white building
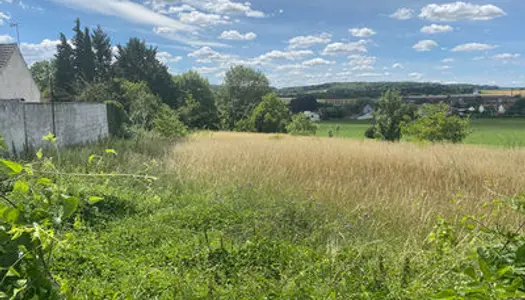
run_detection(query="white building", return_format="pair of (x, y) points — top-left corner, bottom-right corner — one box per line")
(303, 111), (320, 122)
(0, 44), (41, 102)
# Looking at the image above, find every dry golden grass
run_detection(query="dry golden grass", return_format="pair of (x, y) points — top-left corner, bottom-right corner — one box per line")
(171, 132), (525, 238)
(482, 89), (525, 96)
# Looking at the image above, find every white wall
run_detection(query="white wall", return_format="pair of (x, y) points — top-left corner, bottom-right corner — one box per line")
(0, 49), (41, 102)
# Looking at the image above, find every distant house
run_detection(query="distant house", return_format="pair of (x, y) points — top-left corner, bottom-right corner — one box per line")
(303, 111), (320, 122)
(357, 104), (374, 120)
(0, 44), (41, 102)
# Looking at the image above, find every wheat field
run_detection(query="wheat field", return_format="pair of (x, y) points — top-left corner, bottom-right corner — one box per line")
(172, 132), (525, 239)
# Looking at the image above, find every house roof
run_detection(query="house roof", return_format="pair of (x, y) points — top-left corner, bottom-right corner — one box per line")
(0, 43), (18, 71)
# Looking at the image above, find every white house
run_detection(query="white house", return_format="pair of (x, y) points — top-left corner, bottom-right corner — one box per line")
(0, 44), (41, 102)
(357, 104), (374, 120)
(303, 111), (320, 122)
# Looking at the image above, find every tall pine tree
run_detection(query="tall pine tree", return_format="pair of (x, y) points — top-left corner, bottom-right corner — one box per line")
(72, 18), (85, 83)
(82, 27), (96, 83)
(54, 33), (75, 102)
(92, 25), (112, 82)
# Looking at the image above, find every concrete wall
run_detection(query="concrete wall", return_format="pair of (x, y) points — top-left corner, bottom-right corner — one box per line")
(0, 101), (108, 155)
(0, 50), (41, 102)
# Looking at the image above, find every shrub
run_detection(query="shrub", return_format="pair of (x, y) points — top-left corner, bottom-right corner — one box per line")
(372, 90), (413, 141)
(153, 104), (188, 139)
(286, 114), (318, 136)
(402, 103), (470, 143)
(249, 93), (291, 133)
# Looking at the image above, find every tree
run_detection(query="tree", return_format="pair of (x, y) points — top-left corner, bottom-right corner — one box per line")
(81, 27), (96, 83)
(121, 81), (161, 130)
(402, 103), (470, 143)
(153, 104), (188, 139)
(54, 33), (76, 102)
(114, 38), (180, 108)
(507, 98), (525, 116)
(289, 95), (318, 114)
(369, 90), (413, 141)
(286, 114), (318, 136)
(71, 18), (85, 83)
(248, 93), (290, 133)
(218, 65), (271, 129)
(173, 71), (219, 129)
(92, 25), (113, 82)
(30, 60), (56, 100)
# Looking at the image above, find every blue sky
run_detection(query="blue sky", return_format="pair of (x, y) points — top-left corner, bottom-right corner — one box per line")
(0, 0), (524, 87)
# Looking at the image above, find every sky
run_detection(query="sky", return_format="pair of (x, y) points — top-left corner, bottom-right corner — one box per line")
(0, 0), (524, 88)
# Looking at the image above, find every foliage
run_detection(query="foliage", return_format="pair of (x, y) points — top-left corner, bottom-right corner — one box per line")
(173, 71), (219, 129)
(122, 81), (161, 130)
(106, 100), (130, 138)
(286, 114), (318, 136)
(54, 33), (76, 102)
(246, 93), (291, 133)
(153, 104), (188, 139)
(91, 25), (113, 83)
(30, 60), (56, 101)
(402, 103), (470, 143)
(114, 38), (180, 108)
(218, 66), (271, 130)
(506, 98), (525, 116)
(369, 90), (413, 141)
(289, 95), (318, 114)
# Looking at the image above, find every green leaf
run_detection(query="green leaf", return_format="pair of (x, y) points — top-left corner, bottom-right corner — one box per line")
(37, 178), (52, 186)
(1, 206), (20, 224)
(433, 289), (457, 299)
(496, 265), (514, 277)
(62, 196), (79, 220)
(0, 160), (23, 174)
(13, 181), (29, 194)
(6, 266), (20, 278)
(43, 133), (56, 144)
(105, 149), (117, 155)
(88, 154), (96, 164)
(464, 266), (477, 280)
(478, 257), (492, 281)
(0, 291), (7, 298)
(36, 148), (43, 159)
(88, 196), (103, 205)
(516, 244), (525, 263)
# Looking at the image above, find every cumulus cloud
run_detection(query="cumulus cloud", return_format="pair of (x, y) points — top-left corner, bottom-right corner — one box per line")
(349, 27), (376, 37)
(413, 40), (438, 52)
(348, 55), (376, 66)
(157, 51), (182, 64)
(321, 40), (368, 56)
(257, 49), (313, 61)
(390, 8), (414, 20)
(219, 30), (256, 40)
(188, 46), (232, 62)
(288, 33), (332, 49)
(180, 0), (264, 17)
(421, 24), (454, 34)
(392, 63), (404, 69)
(451, 43), (498, 52)
(19, 39), (61, 65)
(179, 10), (230, 26)
(419, 2), (506, 22)
(492, 53), (520, 60)
(442, 58), (455, 63)
(0, 34), (13, 43)
(0, 11), (10, 25)
(301, 58), (334, 66)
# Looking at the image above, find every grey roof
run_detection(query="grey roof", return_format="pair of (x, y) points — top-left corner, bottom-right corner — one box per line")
(0, 43), (17, 71)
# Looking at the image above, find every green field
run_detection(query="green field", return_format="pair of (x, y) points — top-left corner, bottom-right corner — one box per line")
(319, 118), (525, 147)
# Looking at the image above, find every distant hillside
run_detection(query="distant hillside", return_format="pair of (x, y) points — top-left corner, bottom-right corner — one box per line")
(277, 82), (498, 99)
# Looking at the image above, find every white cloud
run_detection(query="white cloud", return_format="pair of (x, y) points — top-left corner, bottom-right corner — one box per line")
(0, 11), (10, 25)
(472, 56), (485, 61)
(301, 58), (334, 67)
(179, 10), (230, 27)
(219, 30), (256, 41)
(0, 34), (13, 43)
(420, 24), (453, 34)
(51, 0), (194, 32)
(392, 63), (404, 69)
(276, 64), (306, 71)
(321, 40), (368, 56)
(352, 65), (375, 71)
(437, 65), (452, 70)
(288, 33), (331, 49)
(390, 8), (414, 20)
(349, 27), (376, 37)
(188, 46), (232, 62)
(348, 54), (376, 66)
(451, 43), (498, 52)
(153, 26), (230, 48)
(408, 72), (423, 80)
(442, 58), (455, 63)
(180, 0), (264, 17)
(258, 49), (313, 61)
(419, 2), (506, 22)
(492, 53), (520, 60)
(356, 72), (389, 78)
(20, 39), (61, 65)
(192, 66), (221, 74)
(157, 51), (182, 64)
(413, 40), (438, 52)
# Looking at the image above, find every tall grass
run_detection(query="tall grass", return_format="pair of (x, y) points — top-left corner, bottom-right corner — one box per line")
(172, 132), (525, 241)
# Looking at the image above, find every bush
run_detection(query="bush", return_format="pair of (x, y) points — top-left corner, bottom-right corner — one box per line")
(373, 90), (413, 142)
(153, 104), (188, 139)
(402, 103), (470, 143)
(364, 126), (376, 139)
(286, 114), (318, 136)
(249, 93), (291, 133)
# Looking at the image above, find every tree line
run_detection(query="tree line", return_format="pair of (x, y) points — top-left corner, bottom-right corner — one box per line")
(30, 18), (317, 137)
